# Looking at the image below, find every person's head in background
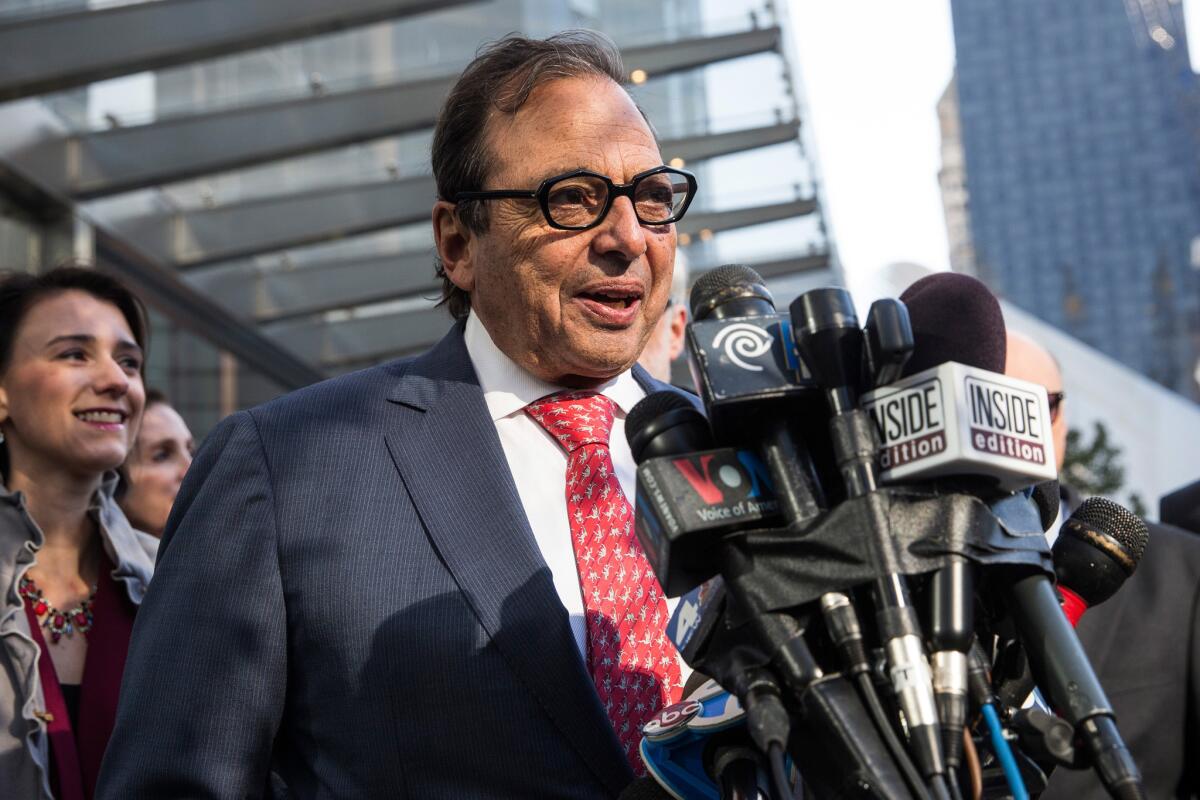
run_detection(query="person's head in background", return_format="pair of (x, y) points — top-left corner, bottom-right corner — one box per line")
(1005, 331), (1067, 473)
(0, 266), (147, 493)
(637, 248), (689, 383)
(118, 388), (194, 537)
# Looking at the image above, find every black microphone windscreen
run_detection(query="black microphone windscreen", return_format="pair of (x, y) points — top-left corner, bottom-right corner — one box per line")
(1032, 481), (1061, 532)
(689, 264), (773, 320)
(627, 391), (695, 444)
(899, 272), (1006, 375)
(625, 391), (709, 463)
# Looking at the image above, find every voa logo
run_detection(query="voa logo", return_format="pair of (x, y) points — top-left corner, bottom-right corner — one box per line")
(671, 450), (774, 504)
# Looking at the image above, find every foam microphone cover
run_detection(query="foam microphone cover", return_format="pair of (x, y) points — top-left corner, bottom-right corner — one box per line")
(899, 272), (1007, 376)
(1031, 481), (1062, 532)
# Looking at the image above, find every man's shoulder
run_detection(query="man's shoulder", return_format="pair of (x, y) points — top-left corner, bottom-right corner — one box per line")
(1142, 519), (1200, 574)
(203, 359), (432, 457)
(247, 358), (414, 423)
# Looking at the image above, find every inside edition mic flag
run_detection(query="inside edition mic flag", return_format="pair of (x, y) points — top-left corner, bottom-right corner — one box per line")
(863, 273), (1057, 490)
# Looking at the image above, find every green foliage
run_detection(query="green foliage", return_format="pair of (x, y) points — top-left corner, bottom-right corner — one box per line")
(1063, 420), (1146, 514)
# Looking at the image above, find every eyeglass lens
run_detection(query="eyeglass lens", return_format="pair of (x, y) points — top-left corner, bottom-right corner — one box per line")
(545, 171), (691, 228)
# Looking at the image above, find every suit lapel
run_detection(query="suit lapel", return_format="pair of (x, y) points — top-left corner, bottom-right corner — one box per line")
(383, 324), (632, 793)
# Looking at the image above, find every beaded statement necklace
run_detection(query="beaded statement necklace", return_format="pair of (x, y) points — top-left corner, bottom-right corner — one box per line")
(18, 574), (96, 643)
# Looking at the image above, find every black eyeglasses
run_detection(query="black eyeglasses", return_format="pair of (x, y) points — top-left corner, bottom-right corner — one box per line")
(452, 165), (698, 231)
(1047, 390), (1065, 422)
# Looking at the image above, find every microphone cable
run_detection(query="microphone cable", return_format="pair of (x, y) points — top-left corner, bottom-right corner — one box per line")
(767, 742), (790, 800)
(821, 593), (930, 800)
(968, 641), (1029, 800)
(980, 704), (1028, 800)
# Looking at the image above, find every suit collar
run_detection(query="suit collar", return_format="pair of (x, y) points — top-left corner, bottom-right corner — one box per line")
(384, 321), (633, 793)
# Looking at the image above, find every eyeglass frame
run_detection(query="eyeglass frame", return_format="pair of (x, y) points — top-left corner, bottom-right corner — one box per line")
(450, 165), (698, 231)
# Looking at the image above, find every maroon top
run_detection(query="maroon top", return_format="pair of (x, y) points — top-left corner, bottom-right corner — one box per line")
(22, 556), (137, 800)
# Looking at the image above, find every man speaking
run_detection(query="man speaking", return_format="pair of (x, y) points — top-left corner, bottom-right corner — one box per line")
(98, 32), (697, 799)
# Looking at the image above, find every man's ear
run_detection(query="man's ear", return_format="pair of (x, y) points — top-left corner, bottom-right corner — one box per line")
(666, 306), (688, 360)
(432, 201), (477, 292)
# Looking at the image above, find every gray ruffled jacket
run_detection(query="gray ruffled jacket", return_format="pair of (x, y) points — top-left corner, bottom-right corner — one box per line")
(0, 473), (156, 799)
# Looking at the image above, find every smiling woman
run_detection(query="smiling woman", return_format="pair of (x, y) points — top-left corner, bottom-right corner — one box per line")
(0, 266), (159, 800)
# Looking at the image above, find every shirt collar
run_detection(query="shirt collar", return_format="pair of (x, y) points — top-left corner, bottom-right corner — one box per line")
(464, 311), (644, 421)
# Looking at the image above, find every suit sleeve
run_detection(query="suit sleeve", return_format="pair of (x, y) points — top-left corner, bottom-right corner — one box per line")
(97, 411), (286, 799)
(1186, 561), (1200, 796)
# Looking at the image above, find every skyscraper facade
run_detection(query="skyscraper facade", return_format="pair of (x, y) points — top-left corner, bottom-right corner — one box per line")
(948, 0), (1200, 398)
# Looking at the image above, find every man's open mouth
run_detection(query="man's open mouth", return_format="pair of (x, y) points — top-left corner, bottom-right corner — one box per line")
(579, 288), (641, 310)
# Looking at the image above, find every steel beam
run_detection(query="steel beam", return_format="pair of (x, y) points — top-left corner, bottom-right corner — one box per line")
(0, 0), (479, 101)
(70, 76), (454, 198)
(660, 120), (799, 165)
(621, 26), (780, 80)
(265, 301), (452, 367)
(678, 197), (817, 237)
(113, 175), (437, 268)
(189, 249), (437, 323)
(95, 230), (325, 389)
(26, 29), (785, 198)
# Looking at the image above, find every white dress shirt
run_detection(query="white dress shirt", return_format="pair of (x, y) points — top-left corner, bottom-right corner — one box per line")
(464, 312), (686, 674)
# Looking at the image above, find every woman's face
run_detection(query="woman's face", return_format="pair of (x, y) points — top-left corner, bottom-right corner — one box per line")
(120, 402), (193, 536)
(0, 290), (145, 482)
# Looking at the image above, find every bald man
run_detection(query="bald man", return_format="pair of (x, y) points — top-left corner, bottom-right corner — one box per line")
(637, 250), (689, 384)
(1005, 332), (1200, 799)
(1005, 332), (1067, 474)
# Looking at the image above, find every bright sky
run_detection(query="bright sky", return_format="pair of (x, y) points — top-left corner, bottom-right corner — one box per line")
(785, 0), (956, 298)
(784, 0), (1200, 300)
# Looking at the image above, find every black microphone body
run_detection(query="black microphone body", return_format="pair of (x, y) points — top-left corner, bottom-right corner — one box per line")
(1003, 571), (1143, 799)
(790, 287), (948, 787)
(893, 273), (1145, 798)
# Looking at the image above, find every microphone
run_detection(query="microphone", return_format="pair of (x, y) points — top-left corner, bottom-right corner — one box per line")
(882, 272), (1031, 770)
(632, 277), (917, 799)
(1052, 497), (1149, 627)
(994, 497), (1149, 712)
(626, 391), (783, 597)
(789, 287), (948, 790)
(891, 279), (1144, 796)
(686, 265), (826, 526)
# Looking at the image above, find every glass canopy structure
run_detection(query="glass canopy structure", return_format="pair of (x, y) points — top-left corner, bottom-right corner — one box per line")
(0, 0), (834, 434)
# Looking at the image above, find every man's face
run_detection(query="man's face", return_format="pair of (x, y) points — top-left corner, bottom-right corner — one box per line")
(1005, 332), (1067, 473)
(447, 76), (676, 386)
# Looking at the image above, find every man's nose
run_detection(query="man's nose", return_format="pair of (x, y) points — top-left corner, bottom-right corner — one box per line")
(591, 196), (648, 262)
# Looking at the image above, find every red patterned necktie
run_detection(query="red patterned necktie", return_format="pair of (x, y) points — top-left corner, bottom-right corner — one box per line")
(526, 390), (682, 772)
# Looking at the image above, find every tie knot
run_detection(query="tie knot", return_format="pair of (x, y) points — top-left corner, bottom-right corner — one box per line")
(525, 391), (616, 453)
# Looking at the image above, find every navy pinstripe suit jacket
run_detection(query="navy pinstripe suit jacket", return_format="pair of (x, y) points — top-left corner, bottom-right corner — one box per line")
(97, 321), (686, 799)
